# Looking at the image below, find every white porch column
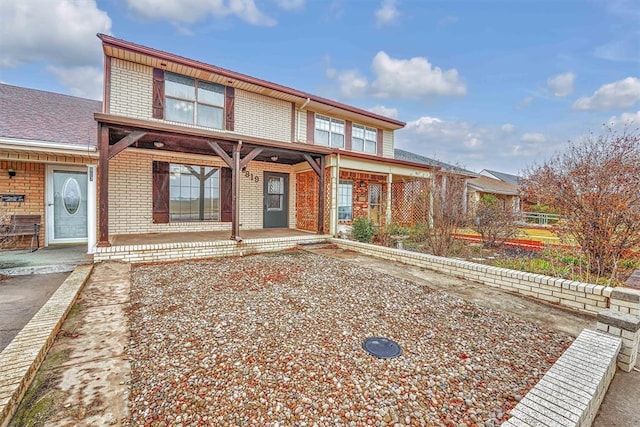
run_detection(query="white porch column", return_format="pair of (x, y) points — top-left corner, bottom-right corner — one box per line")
(87, 165), (97, 253)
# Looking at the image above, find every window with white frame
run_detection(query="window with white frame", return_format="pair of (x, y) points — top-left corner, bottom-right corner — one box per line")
(352, 125), (377, 154)
(165, 72), (225, 129)
(337, 180), (353, 220)
(169, 164), (220, 221)
(315, 115), (345, 148)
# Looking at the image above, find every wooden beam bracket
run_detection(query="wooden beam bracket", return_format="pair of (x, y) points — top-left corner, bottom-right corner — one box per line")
(240, 148), (264, 169)
(208, 141), (234, 168)
(107, 131), (146, 160)
(303, 153), (322, 177)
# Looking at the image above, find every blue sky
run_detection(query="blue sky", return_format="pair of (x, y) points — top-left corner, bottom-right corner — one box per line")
(1, 0), (638, 174)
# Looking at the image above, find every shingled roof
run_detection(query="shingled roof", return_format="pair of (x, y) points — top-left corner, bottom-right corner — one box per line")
(0, 83), (102, 147)
(467, 175), (520, 196)
(394, 148), (478, 177)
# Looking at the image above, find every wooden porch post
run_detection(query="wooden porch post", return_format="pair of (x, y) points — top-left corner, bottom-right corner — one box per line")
(231, 141), (242, 240)
(318, 155), (325, 234)
(97, 124), (111, 246)
(386, 173), (392, 226)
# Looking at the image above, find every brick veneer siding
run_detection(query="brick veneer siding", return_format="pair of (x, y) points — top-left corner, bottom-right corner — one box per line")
(295, 170), (318, 232)
(339, 170), (387, 225)
(0, 161), (45, 248)
(234, 89), (292, 143)
(109, 149), (296, 235)
(109, 58), (153, 119)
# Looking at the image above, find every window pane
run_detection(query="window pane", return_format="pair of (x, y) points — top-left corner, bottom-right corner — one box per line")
(352, 125), (364, 139)
(197, 104), (223, 129)
(315, 115), (330, 131)
(315, 129), (329, 145)
(166, 73), (196, 100)
(352, 138), (364, 152)
(331, 119), (345, 134)
(166, 98), (194, 124)
(266, 194), (283, 211)
(331, 133), (344, 148)
(169, 163), (220, 221)
(365, 140), (377, 154)
(365, 128), (377, 141)
(198, 81), (225, 106)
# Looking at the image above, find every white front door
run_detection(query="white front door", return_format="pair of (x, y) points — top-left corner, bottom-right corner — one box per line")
(47, 166), (88, 244)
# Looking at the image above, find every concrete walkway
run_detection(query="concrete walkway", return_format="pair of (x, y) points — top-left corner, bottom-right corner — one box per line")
(0, 245), (92, 276)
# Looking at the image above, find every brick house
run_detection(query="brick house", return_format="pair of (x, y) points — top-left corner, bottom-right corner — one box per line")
(0, 84), (101, 251)
(96, 34), (479, 249)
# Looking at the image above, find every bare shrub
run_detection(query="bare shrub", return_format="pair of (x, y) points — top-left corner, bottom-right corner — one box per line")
(471, 194), (519, 248)
(427, 174), (468, 256)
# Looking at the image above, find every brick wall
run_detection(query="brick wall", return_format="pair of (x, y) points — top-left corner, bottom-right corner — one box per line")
(109, 149), (296, 235)
(235, 89), (292, 142)
(0, 161), (45, 247)
(109, 58), (153, 119)
(339, 170), (387, 224)
(295, 170), (318, 232)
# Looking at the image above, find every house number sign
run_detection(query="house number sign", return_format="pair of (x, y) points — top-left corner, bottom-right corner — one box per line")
(1, 194), (25, 203)
(244, 170), (260, 183)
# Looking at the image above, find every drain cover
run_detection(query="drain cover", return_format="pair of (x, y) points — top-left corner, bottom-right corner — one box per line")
(362, 337), (402, 359)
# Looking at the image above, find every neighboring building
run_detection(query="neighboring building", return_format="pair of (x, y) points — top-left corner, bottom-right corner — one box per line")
(0, 84), (101, 251)
(94, 34), (474, 247)
(480, 169), (520, 187)
(467, 175), (521, 212)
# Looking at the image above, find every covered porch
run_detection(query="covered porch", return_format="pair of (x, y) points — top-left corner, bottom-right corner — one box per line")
(95, 113), (332, 251)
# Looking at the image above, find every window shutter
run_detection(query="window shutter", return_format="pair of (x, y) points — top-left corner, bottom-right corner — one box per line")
(152, 161), (170, 223)
(224, 86), (235, 131)
(377, 128), (384, 157)
(152, 69), (165, 119)
(220, 167), (233, 222)
(306, 110), (315, 143)
(345, 120), (352, 151)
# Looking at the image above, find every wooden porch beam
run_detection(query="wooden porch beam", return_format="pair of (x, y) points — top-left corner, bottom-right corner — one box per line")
(303, 153), (321, 177)
(239, 147), (264, 169)
(97, 124), (111, 246)
(107, 131), (146, 160)
(231, 142), (242, 240)
(208, 141), (233, 168)
(317, 155), (325, 234)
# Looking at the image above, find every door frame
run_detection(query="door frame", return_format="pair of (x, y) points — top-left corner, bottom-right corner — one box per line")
(263, 172), (289, 228)
(45, 164), (97, 251)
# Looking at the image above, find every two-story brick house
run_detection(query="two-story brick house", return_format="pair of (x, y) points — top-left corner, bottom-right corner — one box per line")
(95, 34), (458, 251)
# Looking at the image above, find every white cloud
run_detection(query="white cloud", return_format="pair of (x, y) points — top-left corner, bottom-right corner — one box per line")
(517, 96), (533, 109)
(375, 0), (399, 27)
(328, 51), (465, 99)
(572, 77), (640, 111)
(501, 124), (515, 133)
(520, 132), (547, 143)
(369, 105), (399, 119)
(547, 72), (575, 97)
(125, 0), (276, 26)
(608, 110), (640, 127)
(275, 0), (304, 10)
(48, 65), (104, 100)
(0, 0), (111, 68)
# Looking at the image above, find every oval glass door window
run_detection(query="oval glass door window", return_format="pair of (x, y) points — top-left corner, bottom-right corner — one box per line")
(62, 177), (81, 215)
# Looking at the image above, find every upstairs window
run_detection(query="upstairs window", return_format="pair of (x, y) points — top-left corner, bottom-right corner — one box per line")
(165, 72), (224, 129)
(315, 115), (345, 148)
(352, 125), (377, 155)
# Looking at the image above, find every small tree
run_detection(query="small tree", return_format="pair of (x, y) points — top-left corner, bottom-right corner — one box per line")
(471, 194), (519, 248)
(522, 127), (640, 277)
(427, 174), (468, 256)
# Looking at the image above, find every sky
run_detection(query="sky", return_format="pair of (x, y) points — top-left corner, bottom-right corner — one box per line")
(0, 0), (638, 175)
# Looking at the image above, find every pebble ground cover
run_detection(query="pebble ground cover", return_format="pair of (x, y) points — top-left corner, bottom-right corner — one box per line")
(128, 250), (572, 426)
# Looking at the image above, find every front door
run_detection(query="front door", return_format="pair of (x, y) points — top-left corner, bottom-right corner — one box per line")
(263, 172), (288, 228)
(48, 168), (88, 243)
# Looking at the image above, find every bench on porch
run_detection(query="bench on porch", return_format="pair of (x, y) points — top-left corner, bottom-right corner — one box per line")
(0, 215), (41, 252)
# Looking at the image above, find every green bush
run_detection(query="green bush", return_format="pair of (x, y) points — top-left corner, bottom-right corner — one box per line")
(352, 216), (375, 243)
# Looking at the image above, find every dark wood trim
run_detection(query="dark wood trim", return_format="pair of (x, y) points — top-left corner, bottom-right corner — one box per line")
(239, 147), (263, 169)
(345, 120), (352, 151)
(152, 68), (165, 119)
(104, 56), (111, 113)
(151, 161), (170, 223)
(225, 86), (235, 131)
(231, 142), (241, 240)
(207, 141), (234, 168)
(306, 110), (315, 143)
(302, 154), (321, 177)
(97, 124), (111, 246)
(107, 131), (147, 160)
(318, 155), (325, 234)
(376, 128), (383, 157)
(291, 103), (296, 142)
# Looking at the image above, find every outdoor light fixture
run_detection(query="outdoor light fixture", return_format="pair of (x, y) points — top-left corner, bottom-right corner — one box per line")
(153, 141), (165, 148)
(7, 169), (16, 179)
(270, 156), (279, 162)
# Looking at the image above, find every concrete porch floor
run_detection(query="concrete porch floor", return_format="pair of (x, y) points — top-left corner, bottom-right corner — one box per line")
(110, 227), (319, 246)
(0, 244), (92, 276)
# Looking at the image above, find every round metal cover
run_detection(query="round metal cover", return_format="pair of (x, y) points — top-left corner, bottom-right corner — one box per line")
(362, 337), (402, 359)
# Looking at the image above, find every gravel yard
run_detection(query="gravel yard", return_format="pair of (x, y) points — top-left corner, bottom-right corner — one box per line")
(128, 250), (572, 426)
